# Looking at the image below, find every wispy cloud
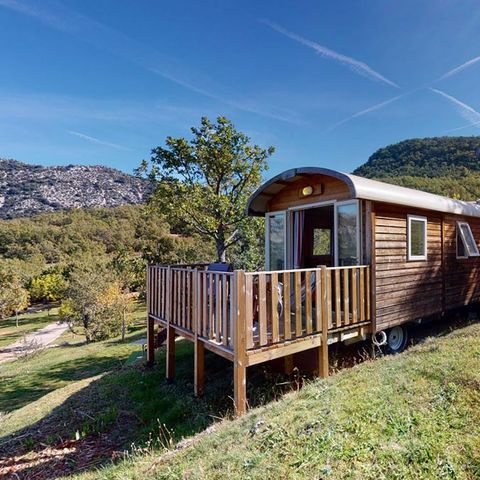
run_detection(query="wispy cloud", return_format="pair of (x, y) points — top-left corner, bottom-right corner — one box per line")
(0, 0), (303, 125)
(261, 19), (400, 89)
(446, 120), (480, 133)
(430, 88), (480, 125)
(68, 130), (129, 150)
(438, 55), (480, 81)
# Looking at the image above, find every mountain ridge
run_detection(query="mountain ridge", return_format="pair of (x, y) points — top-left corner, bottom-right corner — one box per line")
(0, 158), (151, 219)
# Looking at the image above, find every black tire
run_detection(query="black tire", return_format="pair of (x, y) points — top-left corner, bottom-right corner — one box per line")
(385, 325), (408, 354)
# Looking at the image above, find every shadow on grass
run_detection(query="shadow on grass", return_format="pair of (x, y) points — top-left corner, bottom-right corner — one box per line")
(0, 330), (148, 413)
(2, 311), (478, 479)
(0, 339), (294, 479)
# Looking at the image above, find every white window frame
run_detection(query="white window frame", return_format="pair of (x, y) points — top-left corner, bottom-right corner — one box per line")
(456, 221), (479, 258)
(407, 215), (427, 261)
(265, 210), (287, 270)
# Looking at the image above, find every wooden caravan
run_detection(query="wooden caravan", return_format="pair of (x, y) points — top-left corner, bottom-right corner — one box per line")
(147, 167), (480, 414)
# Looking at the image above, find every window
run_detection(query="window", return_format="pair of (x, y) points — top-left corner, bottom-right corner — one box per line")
(336, 202), (360, 266)
(407, 215), (427, 261)
(457, 221), (479, 258)
(313, 228), (331, 256)
(266, 212), (286, 270)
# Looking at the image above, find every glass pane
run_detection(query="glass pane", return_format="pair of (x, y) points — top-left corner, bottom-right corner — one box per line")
(457, 228), (466, 257)
(268, 213), (285, 270)
(337, 203), (358, 266)
(410, 219), (425, 257)
(313, 228), (331, 255)
(460, 223), (478, 255)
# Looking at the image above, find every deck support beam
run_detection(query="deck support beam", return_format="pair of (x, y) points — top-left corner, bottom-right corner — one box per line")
(234, 270), (247, 415)
(319, 266), (329, 378)
(166, 325), (176, 381)
(194, 341), (205, 396)
(146, 315), (155, 366)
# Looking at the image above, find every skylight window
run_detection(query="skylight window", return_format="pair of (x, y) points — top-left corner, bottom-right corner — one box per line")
(457, 221), (479, 258)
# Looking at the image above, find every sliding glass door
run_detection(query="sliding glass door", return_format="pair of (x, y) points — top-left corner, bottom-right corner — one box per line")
(336, 201), (360, 266)
(266, 211), (286, 270)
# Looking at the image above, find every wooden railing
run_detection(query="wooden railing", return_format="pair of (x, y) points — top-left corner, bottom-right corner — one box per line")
(242, 265), (371, 351)
(148, 266), (235, 349)
(148, 264), (371, 354)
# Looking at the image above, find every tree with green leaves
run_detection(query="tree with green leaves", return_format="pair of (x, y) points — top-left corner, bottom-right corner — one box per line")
(0, 267), (30, 323)
(30, 272), (67, 310)
(59, 266), (131, 342)
(138, 116), (273, 263)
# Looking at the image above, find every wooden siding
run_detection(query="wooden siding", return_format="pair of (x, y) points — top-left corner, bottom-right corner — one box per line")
(444, 213), (480, 308)
(374, 203), (480, 330)
(267, 174), (352, 212)
(374, 203), (443, 330)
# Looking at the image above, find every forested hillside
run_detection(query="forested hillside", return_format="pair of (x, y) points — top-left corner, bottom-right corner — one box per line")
(354, 136), (480, 200)
(0, 205), (213, 320)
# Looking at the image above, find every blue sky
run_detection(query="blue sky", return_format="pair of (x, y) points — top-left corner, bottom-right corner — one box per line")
(1, 0), (480, 176)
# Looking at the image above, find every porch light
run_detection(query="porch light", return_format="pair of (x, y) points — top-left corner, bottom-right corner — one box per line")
(301, 185), (314, 197)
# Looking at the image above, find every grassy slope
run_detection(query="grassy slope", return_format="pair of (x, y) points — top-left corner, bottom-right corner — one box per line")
(0, 309), (56, 348)
(0, 304), (291, 478)
(75, 322), (480, 480)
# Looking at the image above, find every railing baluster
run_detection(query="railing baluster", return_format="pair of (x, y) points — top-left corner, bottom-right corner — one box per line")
(343, 269), (350, 326)
(351, 268), (358, 324)
(305, 271), (312, 334)
(202, 273), (207, 337)
(215, 274), (221, 343)
(295, 271), (302, 337)
(222, 275), (228, 346)
(359, 267), (365, 322)
(335, 269), (341, 328)
(209, 273), (214, 339)
(157, 267), (161, 318)
(366, 267), (371, 320)
(283, 272), (291, 340)
(245, 275), (254, 349)
(315, 269), (321, 332)
(259, 274), (267, 346)
(271, 272), (279, 343)
(326, 270), (333, 329)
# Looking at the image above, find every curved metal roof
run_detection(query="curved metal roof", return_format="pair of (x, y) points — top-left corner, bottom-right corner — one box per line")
(247, 167), (480, 218)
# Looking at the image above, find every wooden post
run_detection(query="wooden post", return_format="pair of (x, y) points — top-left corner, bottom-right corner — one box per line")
(369, 209), (377, 332)
(233, 270), (247, 416)
(146, 266), (155, 367)
(166, 266), (175, 382)
(193, 269), (205, 396)
(318, 266), (329, 378)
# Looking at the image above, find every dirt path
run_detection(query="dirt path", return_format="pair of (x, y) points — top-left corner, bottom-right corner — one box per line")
(0, 322), (69, 364)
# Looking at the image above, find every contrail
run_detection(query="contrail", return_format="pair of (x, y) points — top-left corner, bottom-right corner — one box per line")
(261, 19), (400, 89)
(68, 130), (129, 150)
(324, 91), (416, 132)
(446, 120), (480, 133)
(430, 88), (480, 125)
(438, 55), (480, 81)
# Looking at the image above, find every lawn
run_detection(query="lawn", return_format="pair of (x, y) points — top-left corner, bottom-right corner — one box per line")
(72, 321), (480, 480)
(1, 309), (479, 480)
(0, 308), (57, 348)
(0, 302), (292, 479)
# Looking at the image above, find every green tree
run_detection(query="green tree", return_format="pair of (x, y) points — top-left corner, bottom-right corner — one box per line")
(138, 116), (273, 262)
(0, 268), (30, 323)
(30, 273), (66, 304)
(59, 267), (131, 342)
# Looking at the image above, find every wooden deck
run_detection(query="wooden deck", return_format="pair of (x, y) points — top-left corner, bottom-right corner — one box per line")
(147, 264), (372, 415)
